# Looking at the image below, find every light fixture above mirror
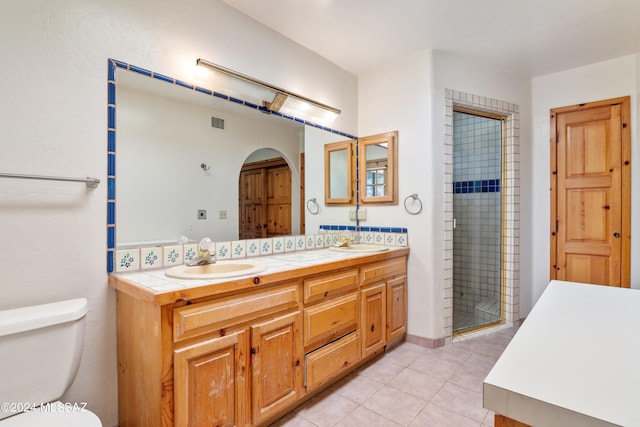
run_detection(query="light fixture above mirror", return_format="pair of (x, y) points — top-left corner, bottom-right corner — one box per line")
(196, 58), (341, 123)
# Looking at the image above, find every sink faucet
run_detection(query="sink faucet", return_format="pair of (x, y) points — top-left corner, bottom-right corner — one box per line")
(334, 231), (353, 247)
(187, 237), (216, 266)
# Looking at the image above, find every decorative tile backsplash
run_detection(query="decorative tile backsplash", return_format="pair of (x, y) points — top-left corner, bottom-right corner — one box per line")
(113, 225), (409, 273)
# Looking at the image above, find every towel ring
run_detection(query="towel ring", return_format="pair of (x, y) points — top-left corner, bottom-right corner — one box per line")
(404, 193), (422, 215)
(306, 198), (320, 215)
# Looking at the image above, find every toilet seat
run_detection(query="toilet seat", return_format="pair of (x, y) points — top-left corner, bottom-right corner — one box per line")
(0, 402), (101, 426)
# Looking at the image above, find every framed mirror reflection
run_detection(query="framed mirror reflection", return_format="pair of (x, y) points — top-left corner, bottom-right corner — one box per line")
(324, 140), (355, 205)
(358, 131), (398, 204)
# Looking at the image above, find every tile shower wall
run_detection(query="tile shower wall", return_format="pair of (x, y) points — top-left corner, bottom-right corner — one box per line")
(452, 111), (502, 332)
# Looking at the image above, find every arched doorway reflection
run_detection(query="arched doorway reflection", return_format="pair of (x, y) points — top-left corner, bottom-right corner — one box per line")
(239, 149), (292, 239)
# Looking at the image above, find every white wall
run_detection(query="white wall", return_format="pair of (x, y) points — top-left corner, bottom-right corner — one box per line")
(0, 1), (357, 425)
(358, 50), (532, 339)
(358, 51), (435, 337)
(531, 55), (638, 307)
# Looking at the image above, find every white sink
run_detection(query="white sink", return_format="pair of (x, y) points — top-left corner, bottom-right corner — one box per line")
(165, 260), (266, 280)
(329, 243), (390, 253)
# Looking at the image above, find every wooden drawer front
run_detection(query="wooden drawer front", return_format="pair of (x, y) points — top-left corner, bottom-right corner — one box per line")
(303, 293), (358, 348)
(305, 332), (360, 392)
(174, 282), (299, 342)
(360, 257), (407, 285)
(303, 269), (358, 304)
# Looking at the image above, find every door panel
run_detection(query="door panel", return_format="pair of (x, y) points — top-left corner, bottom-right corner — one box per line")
(239, 159), (292, 239)
(173, 331), (247, 427)
(551, 97), (630, 287)
(251, 311), (302, 425)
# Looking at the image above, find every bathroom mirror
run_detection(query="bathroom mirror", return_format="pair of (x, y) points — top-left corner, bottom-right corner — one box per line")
(358, 131), (398, 204)
(324, 140), (355, 205)
(113, 62), (354, 247)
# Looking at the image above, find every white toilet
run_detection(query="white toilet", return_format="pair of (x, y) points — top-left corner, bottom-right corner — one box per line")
(0, 298), (102, 426)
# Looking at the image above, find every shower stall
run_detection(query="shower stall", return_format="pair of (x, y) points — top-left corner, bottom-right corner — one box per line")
(452, 109), (504, 333)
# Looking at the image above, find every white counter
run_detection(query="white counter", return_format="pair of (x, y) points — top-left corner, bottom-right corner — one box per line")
(484, 280), (640, 427)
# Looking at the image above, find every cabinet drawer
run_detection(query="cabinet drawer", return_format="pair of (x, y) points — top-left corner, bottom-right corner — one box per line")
(303, 268), (358, 304)
(305, 332), (360, 392)
(360, 257), (407, 285)
(303, 293), (358, 348)
(174, 282), (299, 342)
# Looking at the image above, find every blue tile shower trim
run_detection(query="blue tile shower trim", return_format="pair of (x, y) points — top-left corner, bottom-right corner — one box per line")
(105, 58), (358, 272)
(453, 179), (500, 194)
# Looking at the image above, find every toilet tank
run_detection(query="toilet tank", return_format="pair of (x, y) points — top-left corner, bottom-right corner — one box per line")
(0, 298), (88, 420)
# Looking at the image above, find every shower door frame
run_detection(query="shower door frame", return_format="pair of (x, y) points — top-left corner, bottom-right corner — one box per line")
(452, 106), (506, 334)
(443, 89), (520, 343)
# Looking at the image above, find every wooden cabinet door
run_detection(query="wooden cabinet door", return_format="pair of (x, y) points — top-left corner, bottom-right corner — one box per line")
(251, 311), (303, 425)
(173, 331), (248, 427)
(361, 283), (386, 358)
(386, 276), (407, 343)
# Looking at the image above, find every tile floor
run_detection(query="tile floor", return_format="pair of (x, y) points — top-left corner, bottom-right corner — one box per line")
(270, 326), (519, 427)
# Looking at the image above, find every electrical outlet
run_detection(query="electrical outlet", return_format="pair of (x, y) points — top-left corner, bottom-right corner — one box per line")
(219, 210), (227, 219)
(349, 209), (357, 221)
(357, 208), (367, 221)
(197, 209), (207, 220)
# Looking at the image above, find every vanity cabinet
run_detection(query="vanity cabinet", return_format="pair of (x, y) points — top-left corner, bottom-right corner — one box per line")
(361, 283), (386, 357)
(360, 257), (408, 353)
(111, 249), (408, 427)
(173, 330), (249, 427)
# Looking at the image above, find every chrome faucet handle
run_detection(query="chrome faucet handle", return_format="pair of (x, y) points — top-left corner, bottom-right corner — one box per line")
(185, 237), (215, 266)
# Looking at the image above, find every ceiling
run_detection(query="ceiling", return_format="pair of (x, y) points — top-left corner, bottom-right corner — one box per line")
(222, 0), (640, 77)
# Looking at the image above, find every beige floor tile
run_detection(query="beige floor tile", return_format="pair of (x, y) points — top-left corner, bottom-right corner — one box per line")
(269, 411), (318, 426)
(408, 351), (461, 381)
(409, 402), (482, 427)
(382, 341), (426, 367)
(271, 326), (517, 427)
(295, 392), (359, 427)
(333, 406), (403, 427)
(386, 367), (446, 401)
(332, 372), (385, 404)
(430, 382), (488, 423)
(448, 353), (495, 393)
(357, 356), (405, 383)
(361, 384), (428, 426)
(483, 410), (496, 426)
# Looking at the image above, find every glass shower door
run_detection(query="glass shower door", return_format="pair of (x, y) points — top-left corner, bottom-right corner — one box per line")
(452, 110), (504, 333)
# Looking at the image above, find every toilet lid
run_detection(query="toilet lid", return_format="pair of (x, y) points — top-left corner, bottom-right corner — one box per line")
(0, 403), (101, 427)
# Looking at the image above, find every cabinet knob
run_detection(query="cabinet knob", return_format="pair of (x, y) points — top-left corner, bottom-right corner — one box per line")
(370, 324), (375, 332)
(253, 277), (261, 285)
(613, 232), (621, 238)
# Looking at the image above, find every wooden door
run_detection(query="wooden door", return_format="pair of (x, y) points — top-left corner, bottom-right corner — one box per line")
(551, 97), (630, 287)
(239, 169), (265, 239)
(173, 331), (248, 427)
(361, 283), (386, 358)
(251, 311), (302, 425)
(266, 165), (292, 236)
(239, 158), (292, 240)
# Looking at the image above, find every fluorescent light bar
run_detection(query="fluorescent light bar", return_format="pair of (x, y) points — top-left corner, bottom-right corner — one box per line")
(196, 58), (341, 119)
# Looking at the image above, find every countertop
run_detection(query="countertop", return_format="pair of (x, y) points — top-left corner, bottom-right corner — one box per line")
(109, 246), (409, 306)
(483, 280), (640, 427)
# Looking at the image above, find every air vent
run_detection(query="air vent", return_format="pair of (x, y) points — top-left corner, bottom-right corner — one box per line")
(211, 116), (225, 129)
